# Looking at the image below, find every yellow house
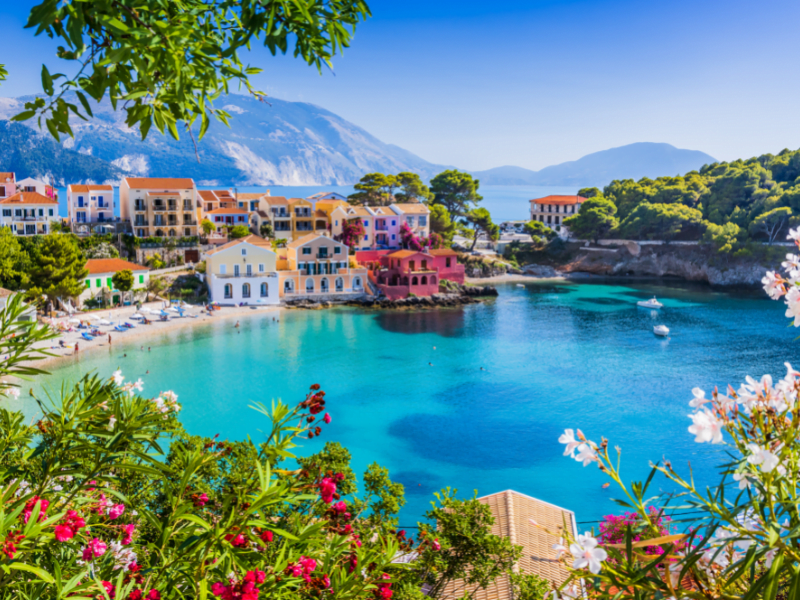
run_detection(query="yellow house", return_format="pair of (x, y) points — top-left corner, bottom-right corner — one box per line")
(203, 235), (279, 305)
(289, 198), (315, 240)
(278, 233), (367, 297)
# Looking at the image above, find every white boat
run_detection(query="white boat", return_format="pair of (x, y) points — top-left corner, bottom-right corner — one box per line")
(637, 297), (663, 309)
(516, 284), (525, 288)
(653, 325), (670, 337)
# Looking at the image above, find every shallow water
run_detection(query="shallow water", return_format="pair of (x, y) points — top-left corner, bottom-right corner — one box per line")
(22, 280), (797, 527)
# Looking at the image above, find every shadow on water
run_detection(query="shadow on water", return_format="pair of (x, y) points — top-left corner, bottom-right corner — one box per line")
(374, 309), (466, 337)
(520, 285), (575, 295)
(392, 470), (443, 497)
(577, 297), (630, 306)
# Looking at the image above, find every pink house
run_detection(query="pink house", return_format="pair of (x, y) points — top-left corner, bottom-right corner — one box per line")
(428, 249), (466, 284)
(370, 250), (440, 300)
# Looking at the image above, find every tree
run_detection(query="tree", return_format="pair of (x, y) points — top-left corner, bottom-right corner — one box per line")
(348, 173), (398, 206)
(749, 206), (792, 244)
(260, 221), (274, 239)
(146, 275), (167, 301)
(147, 253), (165, 270)
(27, 233), (87, 304)
(0, 227), (31, 290)
(465, 208), (499, 251)
(618, 202), (705, 241)
(112, 269), (135, 304)
(577, 187), (602, 198)
(84, 241), (119, 259)
(229, 225), (251, 239)
(562, 197), (619, 242)
(429, 204), (457, 244)
(16, 0), (371, 143)
(430, 170), (483, 218)
(395, 172), (432, 203)
(201, 219), (215, 236)
(703, 221), (742, 254)
(523, 220), (556, 240)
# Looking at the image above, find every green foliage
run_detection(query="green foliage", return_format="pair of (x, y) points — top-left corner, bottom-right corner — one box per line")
(749, 206), (793, 244)
(111, 269), (135, 293)
(703, 222), (743, 254)
(229, 224), (251, 239)
(403, 488), (522, 599)
(27, 233), (88, 303)
(465, 208), (499, 251)
(430, 170), (483, 218)
(510, 573), (550, 600)
(617, 202), (705, 241)
(562, 197), (619, 242)
(260, 221), (274, 239)
(523, 220), (556, 240)
(83, 241), (119, 259)
(0, 64), (6, 83)
(348, 173), (398, 206)
(195, 260), (207, 274)
(18, 0), (371, 142)
(147, 253), (165, 270)
(429, 204), (457, 244)
(201, 218), (216, 236)
(577, 187), (602, 198)
(0, 227), (31, 290)
(395, 172), (433, 203)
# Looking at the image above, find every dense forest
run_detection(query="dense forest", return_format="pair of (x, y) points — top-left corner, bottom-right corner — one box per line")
(564, 147), (800, 253)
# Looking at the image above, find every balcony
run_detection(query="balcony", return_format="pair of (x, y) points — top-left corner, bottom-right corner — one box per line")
(167, 203), (178, 212)
(134, 219), (149, 227)
(183, 203), (193, 211)
(152, 205), (166, 212)
(134, 204), (147, 212)
(214, 272), (275, 279)
(183, 220), (198, 226)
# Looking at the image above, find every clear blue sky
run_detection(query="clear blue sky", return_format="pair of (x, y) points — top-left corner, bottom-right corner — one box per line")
(2, 0), (800, 171)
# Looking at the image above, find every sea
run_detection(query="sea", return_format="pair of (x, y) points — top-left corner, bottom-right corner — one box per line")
(52, 185), (580, 223)
(18, 280), (798, 529)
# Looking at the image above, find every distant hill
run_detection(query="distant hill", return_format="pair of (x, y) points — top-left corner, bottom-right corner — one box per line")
(0, 120), (122, 184)
(473, 143), (717, 187)
(0, 94), (447, 186)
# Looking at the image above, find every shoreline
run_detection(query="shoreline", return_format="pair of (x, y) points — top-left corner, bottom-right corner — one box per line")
(31, 302), (283, 369)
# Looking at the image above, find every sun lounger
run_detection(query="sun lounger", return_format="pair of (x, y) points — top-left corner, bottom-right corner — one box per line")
(114, 325), (127, 332)
(81, 332), (94, 341)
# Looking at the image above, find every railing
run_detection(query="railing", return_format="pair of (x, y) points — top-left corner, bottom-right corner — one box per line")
(213, 272), (276, 279)
(134, 204), (146, 211)
(167, 204), (178, 211)
(153, 206), (166, 212)
(375, 225), (389, 231)
(134, 220), (149, 227)
(183, 204), (193, 211)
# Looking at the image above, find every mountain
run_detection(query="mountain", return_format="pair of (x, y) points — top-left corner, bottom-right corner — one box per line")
(0, 120), (123, 184)
(472, 143), (717, 187)
(0, 94), (447, 186)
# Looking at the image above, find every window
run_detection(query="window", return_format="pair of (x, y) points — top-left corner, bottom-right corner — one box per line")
(85, 280), (90, 289)
(139, 275), (144, 284)
(234, 265), (240, 276)
(419, 216), (427, 226)
(185, 228), (191, 236)
(334, 246), (341, 254)
(224, 284), (233, 299)
(14, 210), (21, 217)
(49, 209), (54, 216)
(220, 264), (227, 274)
(246, 264), (252, 276)
(241, 248), (247, 256)
(335, 220), (339, 226)
(260, 283), (268, 297)
(407, 217), (415, 226)
(96, 279), (101, 288)
(1, 210), (9, 217)
(391, 220), (396, 226)
(446, 257), (452, 268)
(106, 278), (112, 288)
(364, 235), (368, 241)
(242, 283), (251, 298)
(302, 247), (311, 255)
(39, 209), (44, 216)
(391, 234), (396, 240)
(363, 220), (368, 227)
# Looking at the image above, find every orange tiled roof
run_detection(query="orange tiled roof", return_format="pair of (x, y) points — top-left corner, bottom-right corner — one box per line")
(441, 490), (576, 600)
(314, 210), (329, 219)
(288, 197), (311, 205)
(0, 173), (15, 182)
(207, 208), (249, 215)
(429, 248), (458, 256)
(85, 258), (149, 275)
(145, 191), (180, 197)
(68, 184), (113, 193)
(0, 192), (58, 205)
(391, 203), (430, 214)
(386, 250), (421, 259)
(125, 177), (195, 189)
(286, 233), (321, 248)
(530, 195), (586, 206)
(198, 190), (219, 201)
(237, 192), (267, 200)
(338, 206), (372, 218)
(263, 196), (289, 206)
(205, 235), (272, 255)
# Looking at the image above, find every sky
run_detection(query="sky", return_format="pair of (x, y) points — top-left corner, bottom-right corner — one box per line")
(2, 0), (800, 172)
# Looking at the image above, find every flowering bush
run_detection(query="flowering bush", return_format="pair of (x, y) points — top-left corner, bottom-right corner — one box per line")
(537, 229), (800, 599)
(340, 218), (366, 248)
(399, 224), (423, 252)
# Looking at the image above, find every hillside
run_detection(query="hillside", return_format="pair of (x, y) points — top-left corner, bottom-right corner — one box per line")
(473, 143), (717, 186)
(0, 120), (122, 184)
(0, 94), (447, 186)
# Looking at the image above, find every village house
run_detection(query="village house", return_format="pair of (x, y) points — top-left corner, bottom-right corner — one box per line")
(67, 184), (115, 224)
(441, 490), (577, 600)
(390, 203), (430, 241)
(368, 248), (466, 299)
(277, 233), (367, 297)
(529, 195), (586, 227)
(289, 198), (315, 240)
(0, 173), (16, 200)
(15, 177), (58, 200)
(80, 258), (150, 307)
(120, 177), (198, 238)
(203, 235), (280, 305)
(206, 207), (249, 235)
(329, 205), (374, 250)
(0, 191), (60, 235)
(249, 196), (292, 239)
(314, 198), (349, 221)
(236, 192), (271, 213)
(198, 189), (237, 216)
(307, 191), (348, 205)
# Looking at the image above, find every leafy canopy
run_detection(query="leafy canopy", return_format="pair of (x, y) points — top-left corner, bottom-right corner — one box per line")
(617, 202), (705, 241)
(348, 173), (398, 207)
(395, 172), (433, 203)
(111, 268), (135, 292)
(465, 208), (499, 251)
(430, 170), (483, 218)
(27, 233), (88, 303)
(17, 0), (371, 142)
(229, 224), (251, 239)
(562, 197), (618, 242)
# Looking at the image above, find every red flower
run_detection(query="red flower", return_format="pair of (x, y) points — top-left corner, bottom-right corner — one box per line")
(22, 496), (49, 524)
(54, 524), (75, 542)
(319, 477), (337, 503)
(224, 533), (248, 548)
(323, 413), (331, 424)
(128, 590), (143, 600)
(146, 591), (161, 600)
(259, 530), (273, 544)
(193, 493), (209, 508)
(101, 580), (116, 598)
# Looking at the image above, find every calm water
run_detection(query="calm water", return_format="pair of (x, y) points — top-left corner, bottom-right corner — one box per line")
(53, 185), (578, 222)
(21, 281), (796, 526)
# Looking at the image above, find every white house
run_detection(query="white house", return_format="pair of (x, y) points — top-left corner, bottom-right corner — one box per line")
(0, 192), (60, 235)
(15, 177), (58, 199)
(67, 184), (115, 224)
(203, 235), (280, 305)
(80, 258), (150, 307)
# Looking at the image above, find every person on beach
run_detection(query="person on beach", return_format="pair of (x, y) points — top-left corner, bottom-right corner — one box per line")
(75, 342), (79, 353)
(235, 321), (240, 328)
(108, 334), (112, 344)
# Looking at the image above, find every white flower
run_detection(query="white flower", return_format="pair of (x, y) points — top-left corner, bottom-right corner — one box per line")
(558, 429), (581, 457)
(763, 271), (786, 300)
(574, 443), (598, 467)
(569, 532), (607, 574)
(112, 370), (124, 386)
(689, 387), (709, 408)
(733, 472), (752, 490)
(108, 416), (117, 430)
(747, 444), (780, 473)
(785, 287), (800, 327)
(162, 390), (178, 402)
(788, 228), (800, 243)
(552, 538), (568, 559)
(133, 379), (144, 392)
(764, 548), (778, 568)
(52, 484), (63, 492)
(3, 387), (20, 399)
(687, 409), (724, 444)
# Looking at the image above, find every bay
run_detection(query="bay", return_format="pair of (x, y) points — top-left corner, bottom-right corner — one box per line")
(21, 280), (796, 528)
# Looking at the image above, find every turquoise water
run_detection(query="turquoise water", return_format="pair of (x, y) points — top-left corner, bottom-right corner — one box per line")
(21, 281), (796, 527)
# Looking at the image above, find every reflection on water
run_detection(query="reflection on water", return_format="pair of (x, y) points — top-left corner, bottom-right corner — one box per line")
(374, 308), (466, 337)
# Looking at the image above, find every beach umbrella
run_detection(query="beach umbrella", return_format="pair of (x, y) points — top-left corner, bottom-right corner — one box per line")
(68, 318), (80, 324)
(130, 313), (144, 320)
(85, 314), (100, 321)
(99, 319), (112, 326)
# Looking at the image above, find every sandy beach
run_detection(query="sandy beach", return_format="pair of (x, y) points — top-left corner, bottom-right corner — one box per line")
(32, 301), (283, 368)
(466, 272), (566, 284)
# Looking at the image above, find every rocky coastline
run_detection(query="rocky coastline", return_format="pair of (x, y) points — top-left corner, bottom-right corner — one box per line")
(284, 284), (499, 310)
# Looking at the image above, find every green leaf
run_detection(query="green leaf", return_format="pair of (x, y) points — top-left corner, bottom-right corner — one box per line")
(178, 514), (212, 531)
(9, 562), (55, 583)
(41, 65), (54, 96)
(76, 91), (93, 118)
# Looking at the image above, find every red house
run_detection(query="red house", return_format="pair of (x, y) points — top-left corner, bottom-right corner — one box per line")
(368, 248), (466, 300)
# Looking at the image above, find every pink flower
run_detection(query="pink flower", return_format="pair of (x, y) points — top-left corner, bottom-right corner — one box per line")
(323, 413), (331, 424)
(432, 538), (441, 551)
(108, 504), (125, 520)
(194, 493), (209, 508)
(210, 582), (227, 597)
(82, 537), (108, 561)
(101, 580), (115, 598)
(319, 477), (337, 503)
(260, 530), (273, 544)
(146, 591), (161, 600)
(22, 496), (49, 524)
(333, 501), (347, 514)
(123, 523), (136, 545)
(54, 524), (74, 542)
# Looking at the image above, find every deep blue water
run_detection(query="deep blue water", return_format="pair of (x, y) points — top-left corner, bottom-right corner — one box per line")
(53, 185), (578, 223)
(21, 281), (796, 527)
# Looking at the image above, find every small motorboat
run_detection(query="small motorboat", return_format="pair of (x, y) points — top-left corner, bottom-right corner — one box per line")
(516, 284), (525, 288)
(653, 325), (670, 337)
(637, 297), (663, 309)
